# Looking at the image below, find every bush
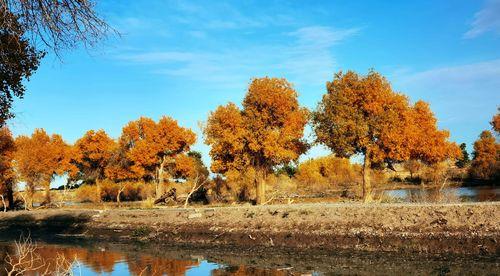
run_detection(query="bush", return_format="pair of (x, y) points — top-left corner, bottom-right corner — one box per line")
(100, 180), (119, 202)
(76, 185), (99, 203)
(121, 181), (147, 201)
(295, 156), (361, 192)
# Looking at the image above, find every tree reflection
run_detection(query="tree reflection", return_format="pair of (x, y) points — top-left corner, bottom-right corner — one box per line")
(0, 242), (200, 276)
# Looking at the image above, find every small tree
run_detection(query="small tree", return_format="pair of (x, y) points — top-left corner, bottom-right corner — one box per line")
(74, 129), (116, 201)
(119, 116), (196, 198)
(313, 70), (459, 201)
(14, 129), (75, 206)
(74, 129), (115, 183)
(205, 77), (309, 204)
(469, 131), (499, 181)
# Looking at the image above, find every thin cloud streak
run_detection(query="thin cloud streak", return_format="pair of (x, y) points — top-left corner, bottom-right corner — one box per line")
(396, 59), (500, 91)
(114, 26), (359, 88)
(464, 0), (500, 38)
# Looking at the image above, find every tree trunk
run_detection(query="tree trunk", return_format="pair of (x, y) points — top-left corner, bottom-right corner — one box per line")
(117, 186), (124, 207)
(6, 179), (14, 210)
(96, 179), (102, 203)
(25, 181), (35, 209)
(156, 156), (166, 198)
(1, 195), (6, 212)
(256, 170), (266, 205)
(44, 181), (51, 204)
(362, 153), (371, 202)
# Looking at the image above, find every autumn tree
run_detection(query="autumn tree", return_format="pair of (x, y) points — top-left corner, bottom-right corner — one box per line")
(0, 126), (15, 210)
(469, 131), (500, 181)
(119, 116), (196, 197)
(74, 130), (116, 183)
(205, 77), (309, 204)
(14, 129), (76, 206)
(312, 70), (459, 201)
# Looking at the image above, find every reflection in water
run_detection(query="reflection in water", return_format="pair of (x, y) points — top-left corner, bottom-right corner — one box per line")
(382, 186), (499, 203)
(212, 266), (292, 276)
(0, 241), (499, 276)
(0, 243), (200, 276)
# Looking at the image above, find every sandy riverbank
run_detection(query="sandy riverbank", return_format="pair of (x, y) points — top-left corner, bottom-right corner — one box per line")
(0, 202), (498, 255)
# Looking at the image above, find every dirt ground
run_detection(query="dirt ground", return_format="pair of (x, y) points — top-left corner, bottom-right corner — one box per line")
(0, 202), (498, 255)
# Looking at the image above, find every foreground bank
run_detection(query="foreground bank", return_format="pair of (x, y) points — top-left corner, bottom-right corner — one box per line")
(0, 202), (498, 255)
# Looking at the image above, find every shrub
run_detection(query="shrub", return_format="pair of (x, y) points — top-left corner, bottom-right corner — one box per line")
(138, 182), (156, 200)
(76, 185), (99, 203)
(121, 181), (145, 201)
(295, 156), (361, 192)
(100, 180), (119, 202)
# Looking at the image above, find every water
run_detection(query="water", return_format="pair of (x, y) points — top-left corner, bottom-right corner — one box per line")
(380, 186), (499, 203)
(0, 241), (498, 275)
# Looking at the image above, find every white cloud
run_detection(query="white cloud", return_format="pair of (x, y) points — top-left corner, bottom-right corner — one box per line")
(396, 59), (500, 91)
(464, 0), (500, 38)
(114, 26), (359, 88)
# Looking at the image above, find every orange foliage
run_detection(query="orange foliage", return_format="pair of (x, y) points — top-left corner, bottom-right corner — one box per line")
(173, 154), (198, 178)
(205, 77), (309, 203)
(295, 156), (361, 190)
(14, 129), (76, 205)
(469, 131), (500, 181)
(119, 116), (196, 184)
(409, 101), (461, 163)
(74, 129), (116, 183)
(105, 145), (138, 182)
(0, 126), (15, 209)
(313, 70), (460, 199)
(75, 184), (100, 203)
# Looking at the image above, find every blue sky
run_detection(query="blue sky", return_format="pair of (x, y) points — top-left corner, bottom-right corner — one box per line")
(8, 0), (500, 169)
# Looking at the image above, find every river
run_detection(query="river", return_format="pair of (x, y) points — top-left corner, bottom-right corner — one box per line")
(380, 186), (499, 203)
(0, 240), (498, 275)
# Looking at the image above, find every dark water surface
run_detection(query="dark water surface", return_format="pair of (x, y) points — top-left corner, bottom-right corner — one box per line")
(0, 240), (498, 275)
(381, 186), (499, 203)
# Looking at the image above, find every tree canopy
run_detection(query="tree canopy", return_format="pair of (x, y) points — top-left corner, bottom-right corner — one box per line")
(74, 129), (116, 184)
(13, 129), (75, 205)
(119, 116), (196, 196)
(312, 70), (460, 200)
(0, 9), (43, 125)
(205, 77), (309, 204)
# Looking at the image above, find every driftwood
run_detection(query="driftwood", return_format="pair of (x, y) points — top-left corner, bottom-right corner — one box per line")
(154, 188), (177, 205)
